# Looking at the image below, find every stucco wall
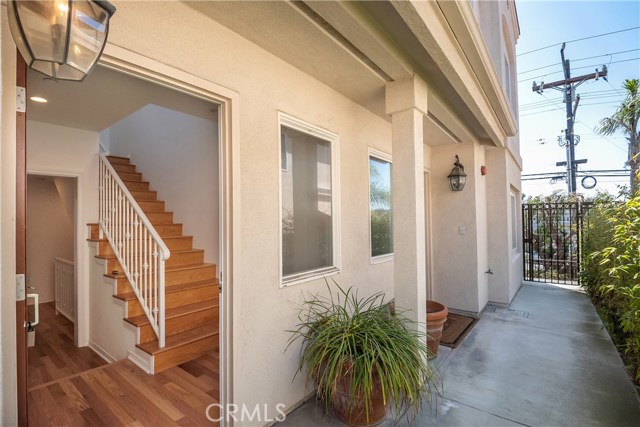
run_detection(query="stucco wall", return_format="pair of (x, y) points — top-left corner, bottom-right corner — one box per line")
(106, 1), (394, 419)
(430, 142), (483, 313)
(486, 147), (511, 304)
(26, 176), (75, 304)
(106, 104), (220, 264)
(27, 120), (100, 347)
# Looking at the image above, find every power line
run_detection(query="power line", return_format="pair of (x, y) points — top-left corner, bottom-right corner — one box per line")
(518, 48), (640, 75)
(575, 119), (628, 154)
(517, 26), (640, 57)
(519, 93), (622, 111)
(528, 92), (629, 155)
(518, 57), (639, 83)
(572, 57), (639, 72)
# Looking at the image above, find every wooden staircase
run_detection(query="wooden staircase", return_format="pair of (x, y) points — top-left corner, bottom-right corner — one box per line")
(89, 155), (219, 373)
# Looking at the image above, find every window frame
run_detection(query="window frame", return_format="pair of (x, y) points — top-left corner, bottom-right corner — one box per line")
(278, 112), (341, 287)
(511, 191), (518, 251)
(368, 148), (394, 264)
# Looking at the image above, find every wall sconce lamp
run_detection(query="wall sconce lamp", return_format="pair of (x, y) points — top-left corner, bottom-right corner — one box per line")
(447, 155), (467, 191)
(8, 0), (116, 81)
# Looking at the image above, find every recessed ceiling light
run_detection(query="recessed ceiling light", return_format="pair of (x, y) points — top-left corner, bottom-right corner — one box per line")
(30, 96), (48, 103)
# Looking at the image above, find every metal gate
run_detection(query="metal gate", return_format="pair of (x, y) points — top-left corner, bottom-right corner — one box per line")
(522, 201), (592, 284)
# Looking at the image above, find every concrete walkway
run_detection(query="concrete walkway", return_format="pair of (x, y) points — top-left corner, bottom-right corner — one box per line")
(280, 283), (640, 426)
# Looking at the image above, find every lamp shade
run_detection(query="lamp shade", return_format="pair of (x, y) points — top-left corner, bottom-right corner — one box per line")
(447, 155), (467, 191)
(8, 0), (116, 81)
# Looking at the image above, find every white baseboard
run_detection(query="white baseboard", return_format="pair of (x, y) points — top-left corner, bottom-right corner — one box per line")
(128, 347), (153, 374)
(89, 340), (118, 363)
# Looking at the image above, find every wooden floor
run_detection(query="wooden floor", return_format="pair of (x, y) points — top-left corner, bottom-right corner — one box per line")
(26, 302), (220, 426)
(28, 352), (220, 427)
(28, 302), (107, 389)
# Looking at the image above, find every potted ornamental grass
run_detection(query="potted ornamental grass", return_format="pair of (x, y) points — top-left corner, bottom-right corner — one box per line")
(287, 282), (440, 426)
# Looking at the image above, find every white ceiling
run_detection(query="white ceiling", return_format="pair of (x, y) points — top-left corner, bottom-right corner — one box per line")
(27, 65), (218, 132)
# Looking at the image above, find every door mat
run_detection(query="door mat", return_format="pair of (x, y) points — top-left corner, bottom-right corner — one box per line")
(440, 313), (479, 348)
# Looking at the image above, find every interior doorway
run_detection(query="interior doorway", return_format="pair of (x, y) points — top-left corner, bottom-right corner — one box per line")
(25, 174), (107, 389)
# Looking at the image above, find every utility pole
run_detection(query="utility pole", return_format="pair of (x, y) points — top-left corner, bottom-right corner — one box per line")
(532, 43), (607, 193)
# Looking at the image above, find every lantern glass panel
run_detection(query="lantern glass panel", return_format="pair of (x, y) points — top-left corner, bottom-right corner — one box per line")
(67, 0), (109, 74)
(17, 1), (69, 63)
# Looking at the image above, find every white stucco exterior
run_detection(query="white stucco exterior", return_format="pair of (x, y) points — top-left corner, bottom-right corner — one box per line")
(0, 1), (521, 424)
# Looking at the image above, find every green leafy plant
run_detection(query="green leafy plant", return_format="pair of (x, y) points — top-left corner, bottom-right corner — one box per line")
(582, 194), (640, 383)
(287, 281), (440, 425)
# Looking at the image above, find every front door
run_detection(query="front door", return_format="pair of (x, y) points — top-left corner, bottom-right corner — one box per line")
(16, 51), (29, 427)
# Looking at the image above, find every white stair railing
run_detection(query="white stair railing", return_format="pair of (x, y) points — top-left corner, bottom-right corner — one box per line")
(98, 153), (170, 347)
(54, 257), (74, 322)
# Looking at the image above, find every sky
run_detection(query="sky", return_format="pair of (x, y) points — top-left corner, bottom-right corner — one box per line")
(516, 0), (640, 198)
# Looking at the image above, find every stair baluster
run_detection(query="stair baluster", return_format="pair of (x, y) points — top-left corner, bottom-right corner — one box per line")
(99, 153), (169, 348)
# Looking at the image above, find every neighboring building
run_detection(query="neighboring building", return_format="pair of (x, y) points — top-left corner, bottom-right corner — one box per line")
(0, 0), (521, 424)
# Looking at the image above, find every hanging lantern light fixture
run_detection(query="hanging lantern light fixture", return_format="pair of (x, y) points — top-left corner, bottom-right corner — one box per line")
(447, 155), (467, 191)
(7, 0), (116, 81)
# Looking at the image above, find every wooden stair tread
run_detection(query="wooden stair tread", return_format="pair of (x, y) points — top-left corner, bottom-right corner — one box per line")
(95, 248), (203, 261)
(125, 299), (219, 327)
(122, 178), (150, 185)
(103, 155), (220, 372)
(106, 155), (130, 164)
(114, 279), (219, 301)
(166, 262), (215, 273)
(137, 325), (218, 355)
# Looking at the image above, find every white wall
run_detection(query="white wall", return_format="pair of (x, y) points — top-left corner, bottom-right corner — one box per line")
(107, 2), (395, 419)
(26, 176), (75, 304)
(106, 104), (219, 263)
(486, 147), (511, 304)
(27, 121), (100, 347)
(431, 142), (484, 313)
(88, 244), (137, 361)
(0, 6), (18, 423)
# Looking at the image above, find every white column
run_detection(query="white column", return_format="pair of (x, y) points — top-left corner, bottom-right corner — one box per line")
(386, 77), (427, 327)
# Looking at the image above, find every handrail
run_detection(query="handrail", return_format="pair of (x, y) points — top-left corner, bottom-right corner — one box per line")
(98, 153), (170, 347)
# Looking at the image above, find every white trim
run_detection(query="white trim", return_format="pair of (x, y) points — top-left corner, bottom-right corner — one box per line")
(88, 340), (118, 363)
(26, 170), (85, 346)
(278, 112), (341, 288)
(424, 170), (435, 301)
(127, 347), (154, 374)
(510, 189), (519, 253)
(98, 43), (240, 421)
(368, 148), (394, 264)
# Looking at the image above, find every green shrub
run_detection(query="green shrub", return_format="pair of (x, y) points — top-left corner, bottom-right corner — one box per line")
(583, 194), (640, 383)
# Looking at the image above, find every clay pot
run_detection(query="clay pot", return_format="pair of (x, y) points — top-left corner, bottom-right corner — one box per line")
(426, 300), (448, 358)
(332, 360), (387, 426)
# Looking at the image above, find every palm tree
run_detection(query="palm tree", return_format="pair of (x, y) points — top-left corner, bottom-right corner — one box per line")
(595, 79), (640, 194)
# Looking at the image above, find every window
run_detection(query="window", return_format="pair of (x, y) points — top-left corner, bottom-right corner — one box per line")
(280, 114), (340, 285)
(504, 55), (512, 103)
(511, 192), (518, 250)
(369, 150), (393, 261)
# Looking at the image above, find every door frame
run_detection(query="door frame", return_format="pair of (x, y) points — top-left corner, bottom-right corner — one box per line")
(98, 43), (240, 424)
(424, 170), (434, 300)
(25, 172), (80, 343)
(12, 44), (241, 425)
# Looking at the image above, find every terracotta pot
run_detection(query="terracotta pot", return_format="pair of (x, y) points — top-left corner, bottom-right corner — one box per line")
(332, 360), (387, 426)
(426, 300), (448, 358)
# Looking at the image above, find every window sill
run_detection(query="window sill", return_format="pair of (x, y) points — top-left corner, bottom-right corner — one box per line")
(371, 254), (394, 265)
(281, 266), (340, 288)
